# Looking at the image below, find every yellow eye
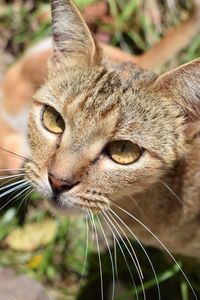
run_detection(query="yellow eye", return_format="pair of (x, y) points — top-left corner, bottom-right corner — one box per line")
(107, 140), (142, 165)
(42, 105), (65, 134)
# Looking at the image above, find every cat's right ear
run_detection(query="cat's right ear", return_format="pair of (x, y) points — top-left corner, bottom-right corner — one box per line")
(153, 58), (200, 136)
(49, 0), (101, 69)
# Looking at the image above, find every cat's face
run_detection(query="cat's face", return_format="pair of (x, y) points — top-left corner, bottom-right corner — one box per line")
(25, 0), (199, 213)
(25, 62), (186, 212)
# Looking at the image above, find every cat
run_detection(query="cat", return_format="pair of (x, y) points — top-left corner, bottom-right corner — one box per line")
(1, 0), (200, 274)
(1, 0), (200, 299)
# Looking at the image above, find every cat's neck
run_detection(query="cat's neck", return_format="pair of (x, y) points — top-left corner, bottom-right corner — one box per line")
(135, 134), (200, 218)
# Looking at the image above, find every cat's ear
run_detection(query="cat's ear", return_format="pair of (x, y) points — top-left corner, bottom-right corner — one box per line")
(153, 58), (200, 135)
(49, 0), (101, 68)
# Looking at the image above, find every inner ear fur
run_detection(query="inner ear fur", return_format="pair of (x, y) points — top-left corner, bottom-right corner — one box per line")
(50, 0), (102, 66)
(153, 58), (200, 122)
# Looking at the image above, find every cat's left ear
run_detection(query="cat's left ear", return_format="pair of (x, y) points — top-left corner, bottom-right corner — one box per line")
(50, 0), (101, 68)
(153, 58), (200, 135)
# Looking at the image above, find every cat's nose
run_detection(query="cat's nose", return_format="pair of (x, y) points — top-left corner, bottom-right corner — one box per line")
(48, 173), (79, 194)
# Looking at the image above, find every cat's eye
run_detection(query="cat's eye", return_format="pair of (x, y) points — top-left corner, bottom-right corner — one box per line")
(42, 105), (65, 134)
(106, 140), (142, 165)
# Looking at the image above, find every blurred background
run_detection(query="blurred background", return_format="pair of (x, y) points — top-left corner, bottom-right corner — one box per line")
(0, 0), (200, 299)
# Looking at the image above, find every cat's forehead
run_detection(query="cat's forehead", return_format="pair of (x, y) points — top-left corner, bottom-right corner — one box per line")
(46, 64), (154, 125)
(45, 62), (156, 108)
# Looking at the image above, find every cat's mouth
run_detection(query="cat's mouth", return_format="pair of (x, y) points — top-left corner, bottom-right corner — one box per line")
(48, 193), (109, 213)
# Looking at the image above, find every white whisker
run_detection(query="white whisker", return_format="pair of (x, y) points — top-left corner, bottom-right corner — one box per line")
(128, 195), (147, 221)
(102, 211), (139, 300)
(108, 208), (161, 300)
(0, 184), (31, 211)
(113, 235), (119, 281)
(107, 209), (144, 280)
(96, 214), (115, 300)
(88, 209), (104, 300)
(0, 175), (25, 189)
(17, 187), (33, 211)
(112, 202), (198, 300)
(159, 179), (183, 205)
(0, 181), (29, 198)
(0, 174), (25, 187)
(79, 212), (89, 284)
(11, 185), (32, 202)
(0, 173), (24, 180)
(0, 179), (27, 192)
(0, 146), (28, 161)
(103, 209), (146, 300)
(0, 154), (25, 161)
(0, 168), (24, 172)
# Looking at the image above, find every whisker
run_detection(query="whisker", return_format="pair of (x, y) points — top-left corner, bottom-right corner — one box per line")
(128, 195), (147, 221)
(108, 208), (161, 300)
(11, 185), (32, 202)
(0, 173), (24, 181)
(0, 179), (27, 192)
(0, 146), (29, 161)
(0, 181), (29, 198)
(88, 209), (104, 300)
(103, 209), (146, 300)
(0, 172), (24, 177)
(159, 179), (183, 205)
(17, 187), (33, 211)
(96, 214), (115, 300)
(0, 153), (26, 160)
(0, 175), (25, 189)
(20, 84), (41, 87)
(107, 209), (144, 280)
(101, 211), (139, 300)
(113, 235), (119, 281)
(0, 168), (25, 172)
(0, 176), (25, 194)
(112, 202), (198, 300)
(0, 184), (31, 212)
(79, 211), (89, 284)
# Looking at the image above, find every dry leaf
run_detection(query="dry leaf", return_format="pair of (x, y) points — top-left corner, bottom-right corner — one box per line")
(6, 220), (57, 251)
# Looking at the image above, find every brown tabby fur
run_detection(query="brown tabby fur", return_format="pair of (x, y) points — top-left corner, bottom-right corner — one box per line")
(1, 0), (200, 258)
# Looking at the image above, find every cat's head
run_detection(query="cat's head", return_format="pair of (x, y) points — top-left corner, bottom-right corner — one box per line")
(25, 0), (200, 212)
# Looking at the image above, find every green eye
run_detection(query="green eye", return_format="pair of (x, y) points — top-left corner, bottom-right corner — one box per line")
(42, 105), (65, 134)
(107, 140), (142, 165)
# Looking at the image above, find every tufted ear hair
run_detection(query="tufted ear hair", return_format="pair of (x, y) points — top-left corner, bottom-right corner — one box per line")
(50, 0), (101, 68)
(153, 58), (200, 135)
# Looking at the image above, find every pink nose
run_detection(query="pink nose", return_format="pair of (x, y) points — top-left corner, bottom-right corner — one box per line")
(48, 173), (79, 194)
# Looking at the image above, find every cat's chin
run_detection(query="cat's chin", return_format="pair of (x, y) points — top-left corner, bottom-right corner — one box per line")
(47, 199), (85, 216)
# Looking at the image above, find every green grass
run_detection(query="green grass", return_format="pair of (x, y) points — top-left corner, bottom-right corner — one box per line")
(1, 0), (200, 299)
